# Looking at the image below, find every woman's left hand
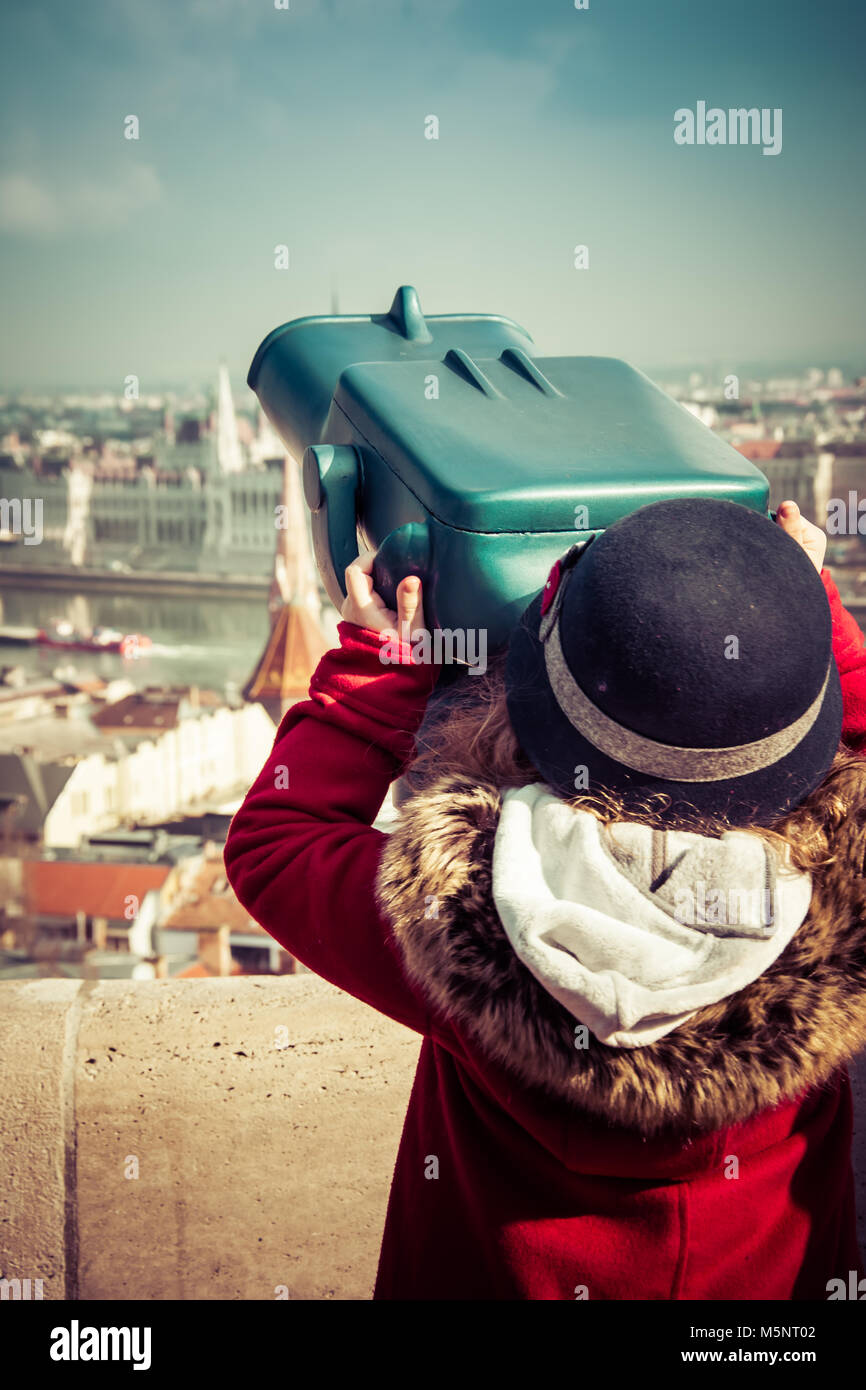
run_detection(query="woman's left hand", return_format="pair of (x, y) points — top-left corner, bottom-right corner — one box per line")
(775, 499), (827, 574)
(341, 549), (428, 644)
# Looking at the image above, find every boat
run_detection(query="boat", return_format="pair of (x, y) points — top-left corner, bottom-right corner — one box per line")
(0, 619), (152, 657)
(37, 620), (151, 658)
(0, 625), (39, 646)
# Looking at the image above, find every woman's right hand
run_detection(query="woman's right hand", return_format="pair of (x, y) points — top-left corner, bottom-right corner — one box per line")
(341, 548), (427, 644)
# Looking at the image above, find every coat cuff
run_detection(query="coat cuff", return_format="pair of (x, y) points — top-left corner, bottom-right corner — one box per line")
(290, 620), (441, 767)
(314, 619), (441, 698)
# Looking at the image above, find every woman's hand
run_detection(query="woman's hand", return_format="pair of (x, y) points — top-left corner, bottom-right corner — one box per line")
(775, 499), (827, 574)
(341, 549), (427, 645)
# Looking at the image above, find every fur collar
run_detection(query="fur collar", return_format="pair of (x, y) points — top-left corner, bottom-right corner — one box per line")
(375, 768), (866, 1135)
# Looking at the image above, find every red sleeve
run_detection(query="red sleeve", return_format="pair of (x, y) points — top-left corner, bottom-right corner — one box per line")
(822, 568), (866, 754)
(223, 621), (440, 1034)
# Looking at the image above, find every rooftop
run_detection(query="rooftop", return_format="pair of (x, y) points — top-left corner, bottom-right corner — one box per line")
(92, 685), (223, 732)
(21, 858), (172, 920)
(0, 708), (121, 760)
(159, 854), (266, 934)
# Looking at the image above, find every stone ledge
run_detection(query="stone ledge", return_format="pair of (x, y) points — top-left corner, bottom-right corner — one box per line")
(0, 975), (419, 1300)
(1, 975), (865, 1299)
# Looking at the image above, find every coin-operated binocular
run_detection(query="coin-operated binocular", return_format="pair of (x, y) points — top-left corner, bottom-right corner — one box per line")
(248, 285), (769, 664)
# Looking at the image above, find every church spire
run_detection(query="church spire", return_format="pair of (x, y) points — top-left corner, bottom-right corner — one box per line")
(216, 363), (243, 474)
(244, 454), (329, 721)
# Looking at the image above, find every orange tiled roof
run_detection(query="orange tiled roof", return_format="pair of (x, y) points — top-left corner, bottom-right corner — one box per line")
(175, 958), (247, 979)
(23, 860), (171, 919)
(245, 603), (328, 704)
(159, 856), (266, 933)
(732, 440), (782, 460)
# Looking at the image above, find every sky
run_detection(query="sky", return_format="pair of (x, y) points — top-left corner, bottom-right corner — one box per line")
(0, 0), (864, 391)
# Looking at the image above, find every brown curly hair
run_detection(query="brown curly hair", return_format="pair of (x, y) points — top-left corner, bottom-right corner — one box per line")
(403, 652), (866, 876)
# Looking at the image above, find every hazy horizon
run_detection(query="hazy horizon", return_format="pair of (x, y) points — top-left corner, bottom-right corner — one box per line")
(4, 345), (864, 402)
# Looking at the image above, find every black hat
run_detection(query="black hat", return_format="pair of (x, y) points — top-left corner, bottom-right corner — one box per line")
(504, 497), (842, 826)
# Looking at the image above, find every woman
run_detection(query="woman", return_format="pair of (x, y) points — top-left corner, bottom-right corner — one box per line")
(223, 496), (866, 1300)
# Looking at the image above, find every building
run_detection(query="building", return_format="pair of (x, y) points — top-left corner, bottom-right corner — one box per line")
(0, 834), (298, 980)
(156, 845), (294, 976)
(816, 441), (866, 519)
(0, 828), (203, 979)
(732, 439), (820, 519)
(0, 373), (288, 576)
(0, 685), (277, 849)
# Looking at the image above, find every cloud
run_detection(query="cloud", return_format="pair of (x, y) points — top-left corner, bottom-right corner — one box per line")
(67, 164), (162, 229)
(0, 174), (58, 235)
(0, 164), (162, 237)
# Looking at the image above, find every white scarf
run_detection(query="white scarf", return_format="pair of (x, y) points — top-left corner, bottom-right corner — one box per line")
(491, 783), (812, 1048)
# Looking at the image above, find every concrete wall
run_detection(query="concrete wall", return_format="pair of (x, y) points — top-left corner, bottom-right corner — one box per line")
(0, 976), (419, 1300)
(1, 975), (864, 1300)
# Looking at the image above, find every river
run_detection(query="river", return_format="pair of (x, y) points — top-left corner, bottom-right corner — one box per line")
(0, 582), (339, 696)
(1, 577), (863, 701)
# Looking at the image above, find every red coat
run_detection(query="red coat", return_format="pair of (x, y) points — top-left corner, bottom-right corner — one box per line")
(224, 569), (866, 1300)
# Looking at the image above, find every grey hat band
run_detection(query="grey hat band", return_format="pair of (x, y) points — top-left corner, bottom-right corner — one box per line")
(539, 567), (831, 784)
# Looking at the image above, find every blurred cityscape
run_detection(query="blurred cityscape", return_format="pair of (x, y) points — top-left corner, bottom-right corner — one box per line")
(0, 362), (864, 982)
(0, 368), (344, 982)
